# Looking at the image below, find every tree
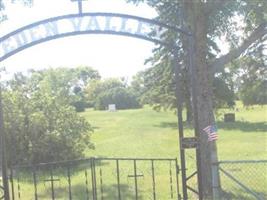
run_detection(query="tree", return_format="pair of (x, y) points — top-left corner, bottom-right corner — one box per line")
(75, 65), (101, 86)
(128, 0), (266, 198)
(95, 87), (140, 110)
(231, 42), (266, 106)
(85, 78), (140, 110)
(2, 71), (94, 165)
(28, 66), (100, 112)
(131, 63), (235, 115)
(130, 61), (177, 111)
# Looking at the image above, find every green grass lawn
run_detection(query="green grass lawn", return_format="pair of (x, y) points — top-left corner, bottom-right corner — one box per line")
(80, 104), (267, 199)
(11, 104), (267, 200)
(82, 104), (267, 160)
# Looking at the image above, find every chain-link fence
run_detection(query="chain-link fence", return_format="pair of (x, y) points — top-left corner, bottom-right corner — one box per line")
(215, 160), (267, 200)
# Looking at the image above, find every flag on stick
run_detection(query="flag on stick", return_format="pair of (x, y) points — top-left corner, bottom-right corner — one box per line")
(203, 125), (218, 141)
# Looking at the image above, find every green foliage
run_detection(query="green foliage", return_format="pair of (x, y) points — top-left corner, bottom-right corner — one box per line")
(131, 59), (177, 111)
(240, 81), (267, 105)
(230, 43), (267, 106)
(127, 0), (266, 112)
(85, 78), (124, 106)
(75, 65), (101, 86)
(132, 64), (235, 111)
(86, 78), (140, 110)
(213, 74), (235, 108)
(71, 100), (87, 112)
(95, 87), (141, 110)
(2, 70), (94, 165)
(28, 66), (100, 112)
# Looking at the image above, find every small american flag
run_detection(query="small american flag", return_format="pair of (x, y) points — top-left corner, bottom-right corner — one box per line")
(203, 125), (218, 142)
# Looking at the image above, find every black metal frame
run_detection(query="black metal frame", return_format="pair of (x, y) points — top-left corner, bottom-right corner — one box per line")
(0, 12), (190, 62)
(10, 157), (180, 200)
(0, 3), (203, 200)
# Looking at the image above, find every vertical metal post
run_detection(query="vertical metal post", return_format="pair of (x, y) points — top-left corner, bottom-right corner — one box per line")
(151, 160), (156, 200)
(0, 86), (10, 200)
(84, 170), (89, 200)
(99, 168), (104, 200)
(93, 159), (98, 200)
(133, 160), (138, 200)
(67, 166), (72, 200)
(90, 158), (97, 200)
(71, 0), (84, 15)
(116, 160), (121, 200)
(32, 167), (38, 200)
(50, 168), (55, 200)
(17, 174), (20, 199)
(174, 159), (181, 200)
(169, 161), (174, 199)
(173, 53), (188, 199)
(78, 0), (83, 14)
(10, 168), (15, 200)
(188, 35), (203, 200)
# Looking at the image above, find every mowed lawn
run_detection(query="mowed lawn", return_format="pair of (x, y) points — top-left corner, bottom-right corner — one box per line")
(80, 104), (267, 199)
(12, 104), (267, 199)
(82, 104), (267, 160)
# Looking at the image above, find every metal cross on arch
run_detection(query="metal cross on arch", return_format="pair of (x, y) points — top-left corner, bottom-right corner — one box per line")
(71, 0), (87, 14)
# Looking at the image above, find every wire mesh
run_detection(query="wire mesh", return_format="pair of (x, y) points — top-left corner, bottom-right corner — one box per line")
(218, 160), (267, 200)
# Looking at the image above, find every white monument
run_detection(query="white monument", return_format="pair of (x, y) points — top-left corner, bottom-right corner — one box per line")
(108, 104), (116, 112)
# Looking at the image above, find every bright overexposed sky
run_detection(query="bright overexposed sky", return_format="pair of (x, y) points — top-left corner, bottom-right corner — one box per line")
(0, 0), (158, 79)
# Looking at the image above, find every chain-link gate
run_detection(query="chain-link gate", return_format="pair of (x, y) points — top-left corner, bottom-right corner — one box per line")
(215, 160), (267, 200)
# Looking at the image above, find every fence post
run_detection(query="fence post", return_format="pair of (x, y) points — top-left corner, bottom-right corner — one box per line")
(212, 162), (221, 200)
(0, 86), (10, 200)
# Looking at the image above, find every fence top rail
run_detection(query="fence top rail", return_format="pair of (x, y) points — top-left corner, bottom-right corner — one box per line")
(12, 157), (178, 169)
(215, 160), (267, 164)
(94, 157), (178, 161)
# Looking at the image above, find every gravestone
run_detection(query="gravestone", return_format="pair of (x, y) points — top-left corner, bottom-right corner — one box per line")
(108, 104), (116, 112)
(224, 113), (235, 122)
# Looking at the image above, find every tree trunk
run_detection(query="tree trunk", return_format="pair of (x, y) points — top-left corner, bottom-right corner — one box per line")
(184, 1), (220, 199)
(185, 97), (193, 123)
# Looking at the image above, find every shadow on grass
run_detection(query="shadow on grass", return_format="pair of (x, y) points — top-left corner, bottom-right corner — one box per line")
(39, 183), (142, 200)
(155, 122), (178, 129)
(155, 121), (267, 133)
(92, 126), (100, 130)
(221, 189), (266, 200)
(154, 121), (194, 130)
(11, 159), (111, 184)
(217, 121), (267, 132)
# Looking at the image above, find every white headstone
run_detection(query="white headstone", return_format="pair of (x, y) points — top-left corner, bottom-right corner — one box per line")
(108, 104), (116, 112)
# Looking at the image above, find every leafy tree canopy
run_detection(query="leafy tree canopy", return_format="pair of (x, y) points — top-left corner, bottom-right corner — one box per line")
(85, 78), (140, 110)
(2, 70), (94, 165)
(230, 44), (266, 106)
(24, 66), (101, 112)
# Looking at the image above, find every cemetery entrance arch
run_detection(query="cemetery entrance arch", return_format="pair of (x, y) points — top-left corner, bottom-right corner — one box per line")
(0, 2), (203, 199)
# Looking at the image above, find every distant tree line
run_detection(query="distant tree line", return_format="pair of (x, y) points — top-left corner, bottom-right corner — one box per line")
(85, 78), (140, 110)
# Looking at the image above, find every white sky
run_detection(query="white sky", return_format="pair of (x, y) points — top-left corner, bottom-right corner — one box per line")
(0, 0), (158, 79)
